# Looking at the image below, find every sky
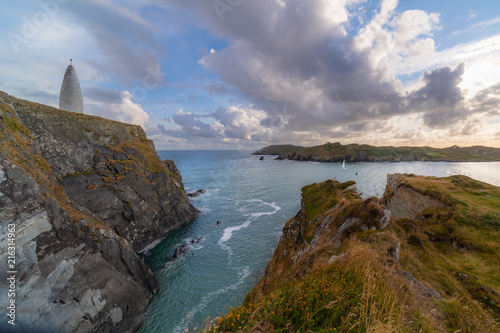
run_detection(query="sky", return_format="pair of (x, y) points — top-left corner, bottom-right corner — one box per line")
(1, 0), (500, 150)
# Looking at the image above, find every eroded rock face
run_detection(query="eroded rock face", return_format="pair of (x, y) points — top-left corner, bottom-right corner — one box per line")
(382, 174), (445, 219)
(0, 157), (157, 333)
(0, 92), (197, 332)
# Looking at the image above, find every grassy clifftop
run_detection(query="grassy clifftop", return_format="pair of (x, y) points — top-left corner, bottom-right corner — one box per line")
(208, 175), (500, 332)
(253, 142), (500, 162)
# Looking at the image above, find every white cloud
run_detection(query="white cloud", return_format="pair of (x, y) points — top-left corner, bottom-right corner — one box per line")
(452, 15), (500, 36)
(86, 90), (150, 128)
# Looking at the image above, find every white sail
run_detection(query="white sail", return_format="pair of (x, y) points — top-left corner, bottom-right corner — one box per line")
(341, 159), (346, 170)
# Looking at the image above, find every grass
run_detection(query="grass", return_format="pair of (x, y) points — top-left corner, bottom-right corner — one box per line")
(301, 180), (356, 222)
(210, 242), (405, 333)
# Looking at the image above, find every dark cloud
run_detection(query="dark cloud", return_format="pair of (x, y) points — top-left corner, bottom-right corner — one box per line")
(408, 64), (467, 128)
(413, 64), (465, 107)
(471, 82), (500, 116)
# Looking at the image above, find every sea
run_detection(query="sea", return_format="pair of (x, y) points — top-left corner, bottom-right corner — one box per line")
(138, 150), (500, 333)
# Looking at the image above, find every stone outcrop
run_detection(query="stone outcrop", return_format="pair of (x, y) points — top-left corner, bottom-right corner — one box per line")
(0, 91), (198, 332)
(381, 174), (446, 219)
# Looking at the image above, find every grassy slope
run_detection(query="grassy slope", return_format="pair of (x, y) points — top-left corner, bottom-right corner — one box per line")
(253, 144), (306, 156)
(206, 175), (500, 332)
(254, 143), (500, 162)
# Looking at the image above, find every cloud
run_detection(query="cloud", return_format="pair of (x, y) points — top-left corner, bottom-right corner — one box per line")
(66, 0), (165, 86)
(148, 0), (499, 148)
(86, 90), (149, 127)
(470, 82), (500, 116)
(409, 64), (466, 128)
(211, 105), (271, 140)
(178, 0), (438, 130)
(172, 110), (219, 138)
(452, 15), (500, 36)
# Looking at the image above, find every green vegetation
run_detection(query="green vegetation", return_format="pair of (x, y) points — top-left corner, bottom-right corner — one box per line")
(301, 180), (354, 221)
(214, 245), (402, 332)
(254, 143), (500, 162)
(202, 175), (500, 332)
(253, 144), (305, 156)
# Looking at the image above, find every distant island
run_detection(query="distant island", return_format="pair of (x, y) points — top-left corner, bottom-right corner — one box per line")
(253, 142), (500, 162)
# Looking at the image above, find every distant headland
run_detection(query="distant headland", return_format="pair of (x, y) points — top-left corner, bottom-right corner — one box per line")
(253, 142), (500, 162)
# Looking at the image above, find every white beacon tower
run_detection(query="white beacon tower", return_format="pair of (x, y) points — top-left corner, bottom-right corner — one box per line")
(59, 59), (84, 114)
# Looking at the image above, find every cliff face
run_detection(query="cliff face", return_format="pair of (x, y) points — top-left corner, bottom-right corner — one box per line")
(0, 92), (198, 332)
(215, 174), (500, 332)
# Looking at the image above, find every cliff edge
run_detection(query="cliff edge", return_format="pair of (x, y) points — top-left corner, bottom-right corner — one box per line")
(213, 174), (500, 332)
(0, 91), (198, 332)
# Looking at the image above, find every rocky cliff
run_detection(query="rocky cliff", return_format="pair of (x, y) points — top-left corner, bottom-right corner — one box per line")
(213, 174), (500, 332)
(0, 91), (198, 332)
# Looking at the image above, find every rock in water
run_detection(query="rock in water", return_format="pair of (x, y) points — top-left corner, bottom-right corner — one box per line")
(191, 236), (203, 243)
(59, 64), (84, 114)
(188, 189), (206, 197)
(172, 244), (190, 258)
(0, 91), (199, 333)
(259, 156), (265, 160)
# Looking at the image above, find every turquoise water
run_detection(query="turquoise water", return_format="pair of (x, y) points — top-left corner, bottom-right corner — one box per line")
(138, 151), (500, 333)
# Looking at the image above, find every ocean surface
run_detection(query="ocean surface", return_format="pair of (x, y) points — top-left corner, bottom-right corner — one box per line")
(138, 150), (500, 333)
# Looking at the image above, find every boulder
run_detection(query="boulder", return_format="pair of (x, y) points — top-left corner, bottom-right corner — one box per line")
(172, 244), (190, 259)
(188, 189), (206, 197)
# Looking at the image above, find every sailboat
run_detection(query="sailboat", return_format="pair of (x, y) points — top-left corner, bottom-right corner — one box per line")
(341, 159), (346, 170)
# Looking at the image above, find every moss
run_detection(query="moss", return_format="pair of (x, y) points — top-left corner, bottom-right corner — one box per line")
(301, 180), (355, 221)
(339, 180), (355, 190)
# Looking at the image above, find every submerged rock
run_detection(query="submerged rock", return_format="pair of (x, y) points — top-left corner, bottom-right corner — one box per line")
(171, 236), (204, 260)
(191, 236), (203, 244)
